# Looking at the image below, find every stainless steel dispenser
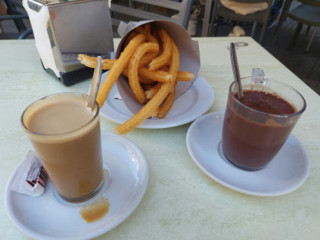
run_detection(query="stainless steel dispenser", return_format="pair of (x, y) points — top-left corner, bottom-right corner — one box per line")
(23, 0), (114, 85)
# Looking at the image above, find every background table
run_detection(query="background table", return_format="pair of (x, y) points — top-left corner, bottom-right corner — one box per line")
(0, 37), (319, 240)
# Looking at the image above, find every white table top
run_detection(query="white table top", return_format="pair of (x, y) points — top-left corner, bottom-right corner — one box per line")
(1, 37), (319, 239)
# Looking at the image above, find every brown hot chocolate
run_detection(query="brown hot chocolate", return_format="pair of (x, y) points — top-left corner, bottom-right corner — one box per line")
(222, 90), (296, 170)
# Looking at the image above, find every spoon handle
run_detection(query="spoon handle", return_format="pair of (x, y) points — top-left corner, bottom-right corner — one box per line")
(88, 56), (103, 110)
(230, 43), (243, 98)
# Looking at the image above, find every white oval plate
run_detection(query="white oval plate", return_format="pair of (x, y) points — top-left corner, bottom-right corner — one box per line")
(99, 73), (214, 129)
(186, 112), (310, 197)
(5, 132), (149, 240)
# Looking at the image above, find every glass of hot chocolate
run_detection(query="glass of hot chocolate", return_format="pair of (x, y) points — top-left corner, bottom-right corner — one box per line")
(222, 77), (306, 171)
(21, 93), (104, 202)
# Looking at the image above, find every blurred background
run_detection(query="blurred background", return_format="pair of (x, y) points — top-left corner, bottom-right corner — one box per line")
(1, 0), (319, 94)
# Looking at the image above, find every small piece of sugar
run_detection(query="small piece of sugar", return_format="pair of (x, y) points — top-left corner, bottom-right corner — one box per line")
(11, 150), (47, 196)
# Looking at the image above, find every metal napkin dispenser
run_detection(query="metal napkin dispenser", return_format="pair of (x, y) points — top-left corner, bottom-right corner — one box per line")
(23, 0), (114, 86)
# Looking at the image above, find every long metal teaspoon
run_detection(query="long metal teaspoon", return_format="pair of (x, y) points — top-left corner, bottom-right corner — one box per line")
(87, 56), (103, 110)
(230, 42), (243, 98)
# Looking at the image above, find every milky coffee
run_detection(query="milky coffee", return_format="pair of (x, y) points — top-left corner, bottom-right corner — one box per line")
(21, 93), (104, 202)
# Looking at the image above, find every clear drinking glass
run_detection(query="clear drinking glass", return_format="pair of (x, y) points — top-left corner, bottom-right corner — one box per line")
(222, 77), (306, 171)
(21, 93), (104, 202)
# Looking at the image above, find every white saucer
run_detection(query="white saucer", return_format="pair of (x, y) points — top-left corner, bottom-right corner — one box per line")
(5, 132), (149, 240)
(186, 112), (310, 197)
(99, 73), (214, 129)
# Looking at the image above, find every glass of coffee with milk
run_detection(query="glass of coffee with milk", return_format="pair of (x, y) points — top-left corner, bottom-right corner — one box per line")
(21, 93), (104, 202)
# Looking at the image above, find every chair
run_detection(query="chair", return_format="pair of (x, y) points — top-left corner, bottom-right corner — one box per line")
(201, 0), (273, 44)
(109, 0), (193, 35)
(18, 28), (32, 39)
(0, 0), (29, 35)
(272, 0), (320, 53)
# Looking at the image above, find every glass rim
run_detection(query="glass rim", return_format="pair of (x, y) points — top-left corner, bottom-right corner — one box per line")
(21, 92), (100, 137)
(229, 78), (307, 118)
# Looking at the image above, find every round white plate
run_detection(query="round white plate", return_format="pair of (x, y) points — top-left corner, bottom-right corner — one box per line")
(186, 111), (310, 197)
(99, 73), (214, 129)
(5, 132), (148, 240)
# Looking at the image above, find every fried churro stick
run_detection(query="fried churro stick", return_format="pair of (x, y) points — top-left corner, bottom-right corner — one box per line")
(139, 67), (172, 83)
(158, 90), (175, 119)
(177, 71), (195, 81)
(160, 65), (169, 71)
(158, 39), (179, 118)
(143, 23), (151, 33)
(124, 31), (138, 48)
(153, 53), (194, 79)
(129, 42), (159, 104)
(79, 54), (193, 82)
(78, 54), (115, 69)
(149, 107), (160, 118)
(77, 24), (197, 134)
(140, 68), (193, 82)
(141, 83), (154, 90)
(79, 52), (155, 69)
(139, 77), (155, 84)
(135, 25), (157, 42)
(140, 52), (156, 66)
(148, 29), (172, 71)
(145, 83), (161, 99)
(96, 34), (146, 108)
(135, 26), (147, 36)
(147, 32), (158, 44)
(136, 24), (160, 63)
(115, 82), (173, 135)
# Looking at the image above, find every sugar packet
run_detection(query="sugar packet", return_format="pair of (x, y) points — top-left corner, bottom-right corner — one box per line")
(11, 151), (47, 196)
